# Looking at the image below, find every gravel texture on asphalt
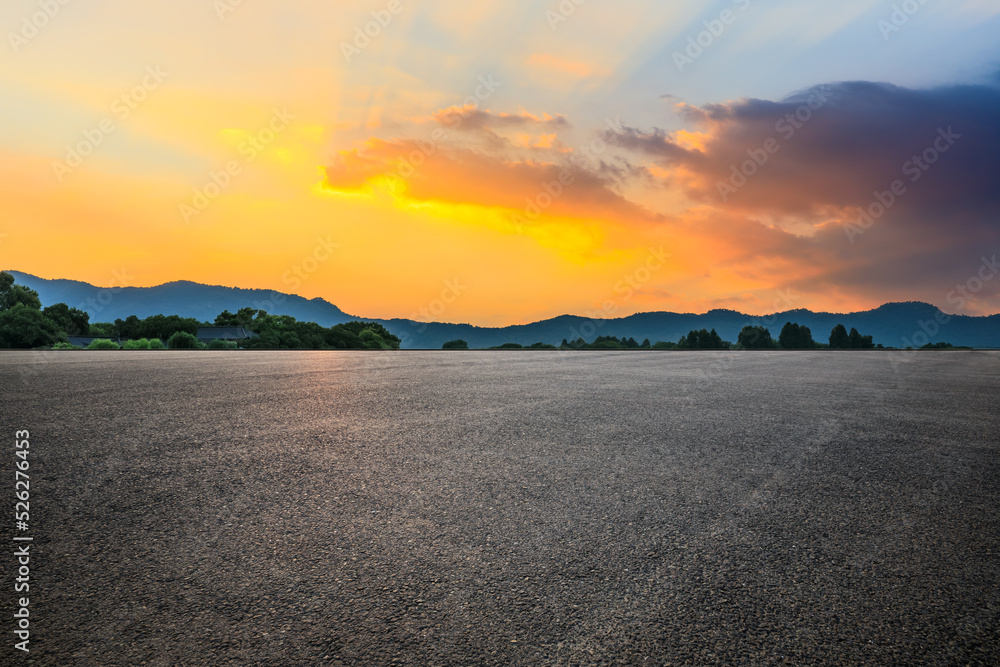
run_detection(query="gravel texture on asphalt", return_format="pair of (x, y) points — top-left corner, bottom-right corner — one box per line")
(1, 350), (999, 666)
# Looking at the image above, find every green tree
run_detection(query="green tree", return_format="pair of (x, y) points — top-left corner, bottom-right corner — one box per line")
(848, 327), (863, 349)
(0, 303), (64, 348)
(43, 303), (90, 336)
(737, 325), (773, 349)
(338, 321), (401, 349)
(215, 307), (260, 327)
(123, 338), (151, 350)
(87, 339), (120, 350)
(89, 322), (116, 337)
(324, 326), (362, 350)
(442, 339), (469, 349)
(244, 330), (280, 350)
(0, 272), (42, 311)
(590, 337), (625, 349)
(829, 324), (850, 349)
(847, 327), (874, 349)
(358, 329), (390, 350)
(135, 314), (200, 340)
(779, 322), (815, 349)
(114, 315), (141, 339)
(680, 328), (729, 349)
(640, 338), (651, 349)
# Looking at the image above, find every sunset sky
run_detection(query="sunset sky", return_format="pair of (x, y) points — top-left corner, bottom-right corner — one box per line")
(2, 0), (999, 325)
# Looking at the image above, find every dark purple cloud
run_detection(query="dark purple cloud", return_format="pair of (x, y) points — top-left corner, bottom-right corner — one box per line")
(610, 79), (1000, 311)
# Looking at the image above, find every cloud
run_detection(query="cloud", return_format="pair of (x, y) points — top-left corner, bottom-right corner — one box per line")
(322, 137), (656, 226)
(607, 79), (1000, 312)
(617, 81), (1000, 222)
(427, 105), (569, 132)
(323, 80), (1000, 315)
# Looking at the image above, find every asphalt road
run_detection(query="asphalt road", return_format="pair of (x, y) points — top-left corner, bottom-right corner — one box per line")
(2, 350), (998, 665)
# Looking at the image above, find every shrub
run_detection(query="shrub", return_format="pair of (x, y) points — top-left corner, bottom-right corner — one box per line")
(52, 342), (82, 350)
(442, 339), (469, 349)
(167, 331), (200, 349)
(148, 339), (165, 350)
(123, 338), (151, 350)
(87, 339), (120, 350)
(207, 339), (237, 350)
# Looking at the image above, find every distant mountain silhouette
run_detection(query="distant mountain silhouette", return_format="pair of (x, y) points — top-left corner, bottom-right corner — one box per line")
(7, 271), (999, 349)
(7, 271), (355, 328)
(385, 302), (999, 349)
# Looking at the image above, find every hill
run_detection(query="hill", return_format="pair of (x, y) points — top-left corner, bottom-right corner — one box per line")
(7, 271), (998, 349)
(384, 303), (999, 349)
(7, 271), (355, 328)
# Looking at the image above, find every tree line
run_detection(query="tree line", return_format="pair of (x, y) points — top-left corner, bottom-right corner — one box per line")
(0, 272), (399, 350)
(1, 272), (969, 352)
(443, 323), (907, 350)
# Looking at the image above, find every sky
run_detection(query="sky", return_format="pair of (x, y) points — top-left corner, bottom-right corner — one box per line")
(2, 0), (999, 325)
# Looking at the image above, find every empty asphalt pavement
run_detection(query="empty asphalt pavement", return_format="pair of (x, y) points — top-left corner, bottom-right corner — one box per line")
(1, 350), (998, 665)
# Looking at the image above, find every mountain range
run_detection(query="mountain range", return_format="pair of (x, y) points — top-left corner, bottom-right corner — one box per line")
(7, 271), (999, 349)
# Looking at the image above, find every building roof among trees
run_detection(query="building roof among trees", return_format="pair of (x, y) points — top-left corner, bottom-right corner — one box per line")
(196, 326), (258, 341)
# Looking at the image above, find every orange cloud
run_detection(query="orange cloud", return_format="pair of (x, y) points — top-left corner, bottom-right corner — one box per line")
(322, 138), (656, 227)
